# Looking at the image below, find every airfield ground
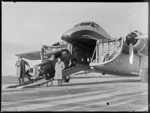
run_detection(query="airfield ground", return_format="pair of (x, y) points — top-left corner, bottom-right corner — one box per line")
(1, 72), (148, 111)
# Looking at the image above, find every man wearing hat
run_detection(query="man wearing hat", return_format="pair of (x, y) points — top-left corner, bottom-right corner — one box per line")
(15, 56), (30, 84)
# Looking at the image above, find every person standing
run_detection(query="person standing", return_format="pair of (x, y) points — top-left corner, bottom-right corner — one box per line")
(55, 57), (65, 87)
(15, 56), (30, 84)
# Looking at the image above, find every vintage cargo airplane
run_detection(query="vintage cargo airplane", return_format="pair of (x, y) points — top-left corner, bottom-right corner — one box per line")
(16, 22), (148, 84)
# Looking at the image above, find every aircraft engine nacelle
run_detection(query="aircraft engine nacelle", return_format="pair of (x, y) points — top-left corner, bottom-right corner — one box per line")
(125, 31), (148, 55)
(133, 38), (147, 55)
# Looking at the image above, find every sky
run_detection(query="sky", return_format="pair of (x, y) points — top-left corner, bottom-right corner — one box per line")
(2, 2), (148, 76)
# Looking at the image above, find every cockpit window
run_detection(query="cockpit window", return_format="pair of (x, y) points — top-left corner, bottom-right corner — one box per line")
(80, 22), (91, 26)
(74, 23), (80, 28)
(91, 23), (95, 28)
(94, 23), (100, 31)
(74, 22), (96, 28)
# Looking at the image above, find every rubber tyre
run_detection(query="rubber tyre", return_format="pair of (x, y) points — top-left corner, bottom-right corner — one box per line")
(44, 69), (55, 80)
(102, 73), (105, 75)
(64, 75), (70, 83)
(71, 58), (77, 67)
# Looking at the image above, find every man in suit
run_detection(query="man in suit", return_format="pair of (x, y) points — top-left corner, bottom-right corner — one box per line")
(15, 56), (30, 84)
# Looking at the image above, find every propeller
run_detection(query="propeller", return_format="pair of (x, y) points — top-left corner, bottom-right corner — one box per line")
(129, 43), (134, 64)
(125, 32), (138, 64)
(135, 35), (148, 39)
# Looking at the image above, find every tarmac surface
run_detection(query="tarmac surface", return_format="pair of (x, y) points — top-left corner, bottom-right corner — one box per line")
(1, 72), (148, 111)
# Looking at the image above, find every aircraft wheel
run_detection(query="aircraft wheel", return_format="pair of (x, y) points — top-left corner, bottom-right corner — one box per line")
(44, 69), (55, 80)
(71, 58), (77, 67)
(64, 75), (70, 83)
(102, 73), (105, 75)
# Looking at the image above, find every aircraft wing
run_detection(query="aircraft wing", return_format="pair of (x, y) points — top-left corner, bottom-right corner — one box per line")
(16, 51), (41, 60)
(44, 49), (70, 57)
(15, 48), (70, 60)
(35, 49), (70, 67)
(35, 60), (53, 67)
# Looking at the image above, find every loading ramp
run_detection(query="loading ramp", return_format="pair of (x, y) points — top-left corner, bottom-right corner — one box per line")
(5, 65), (90, 89)
(63, 65), (90, 77)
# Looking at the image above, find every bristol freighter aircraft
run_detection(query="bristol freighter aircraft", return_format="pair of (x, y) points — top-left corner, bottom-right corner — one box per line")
(61, 22), (148, 83)
(9, 21), (148, 89)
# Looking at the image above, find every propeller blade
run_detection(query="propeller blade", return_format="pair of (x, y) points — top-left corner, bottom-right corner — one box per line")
(135, 35), (148, 39)
(129, 43), (134, 64)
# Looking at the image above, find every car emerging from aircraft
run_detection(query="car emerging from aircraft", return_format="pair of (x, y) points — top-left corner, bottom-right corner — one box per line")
(15, 22), (148, 85)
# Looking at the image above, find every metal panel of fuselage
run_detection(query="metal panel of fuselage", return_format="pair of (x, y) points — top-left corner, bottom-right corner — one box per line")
(62, 26), (112, 40)
(61, 26), (112, 50)
(93, 51), (140, 76)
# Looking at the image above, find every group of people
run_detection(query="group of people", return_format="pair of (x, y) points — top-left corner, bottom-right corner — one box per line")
(15, 55), (65, 87)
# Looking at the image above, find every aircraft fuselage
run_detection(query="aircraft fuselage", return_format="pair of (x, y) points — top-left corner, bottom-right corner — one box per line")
(61, 22), (141, 77)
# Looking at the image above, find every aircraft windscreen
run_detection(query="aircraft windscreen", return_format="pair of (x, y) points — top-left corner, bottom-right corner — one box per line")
(80, 22), (91, 26)
(74, 22), (95, 28)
